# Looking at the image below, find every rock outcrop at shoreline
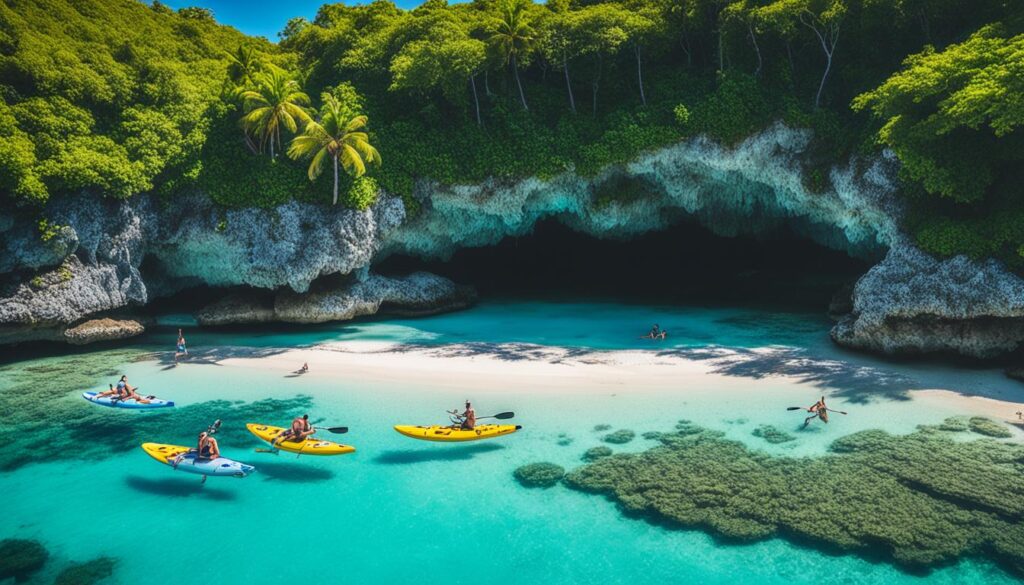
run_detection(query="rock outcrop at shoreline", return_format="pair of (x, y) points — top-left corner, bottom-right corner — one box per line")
(3, 123), (1024, 356)
(832, 244), (1024, 358)
(196, 272), (476, 326)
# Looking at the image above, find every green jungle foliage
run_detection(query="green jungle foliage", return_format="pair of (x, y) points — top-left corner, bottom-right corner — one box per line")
(0, 0), (1021, 263)
(559, 418), (1024, 576)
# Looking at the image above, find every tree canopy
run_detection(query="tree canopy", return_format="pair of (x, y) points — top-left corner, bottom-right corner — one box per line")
(1, 0), (1022, 265)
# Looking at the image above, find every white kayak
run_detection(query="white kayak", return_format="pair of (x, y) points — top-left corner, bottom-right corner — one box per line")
(83, 391), (174, 409)
(141, 443), (255, 478)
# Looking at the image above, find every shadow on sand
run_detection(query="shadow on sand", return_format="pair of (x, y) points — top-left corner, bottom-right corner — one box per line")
(373, 442), (505, 465)
(254, 461), (336, 483)
(124, 476), (238, 501)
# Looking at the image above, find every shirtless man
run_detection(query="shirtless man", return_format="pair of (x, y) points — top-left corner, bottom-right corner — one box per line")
(451, 401), (476, 430)
(274, 414), (315, 446)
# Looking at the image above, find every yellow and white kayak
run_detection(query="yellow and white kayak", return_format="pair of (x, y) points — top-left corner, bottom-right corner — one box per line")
(246, 423), (355, 456)
(393, 424), (521, 442)
(141, 443), (255, 477)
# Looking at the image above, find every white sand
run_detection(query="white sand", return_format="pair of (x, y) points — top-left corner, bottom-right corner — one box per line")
(212, 341), (1024, 423)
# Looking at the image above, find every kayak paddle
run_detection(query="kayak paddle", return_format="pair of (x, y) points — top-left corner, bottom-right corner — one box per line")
(787, 406), (847, 415)
(315, 426), (348, 434)
(476, 412), (515, 420)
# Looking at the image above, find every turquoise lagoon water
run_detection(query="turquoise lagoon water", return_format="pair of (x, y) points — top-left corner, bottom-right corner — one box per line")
(2, 301), (1022, 584)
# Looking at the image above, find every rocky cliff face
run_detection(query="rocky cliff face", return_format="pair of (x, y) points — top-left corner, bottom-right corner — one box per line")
(3, 123), (1024, 358)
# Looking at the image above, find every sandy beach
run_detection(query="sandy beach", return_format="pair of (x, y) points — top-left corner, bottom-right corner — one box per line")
(214, 340), (1024, 424)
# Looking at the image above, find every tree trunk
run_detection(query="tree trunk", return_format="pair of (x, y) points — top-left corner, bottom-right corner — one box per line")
(470, 74), (482, 126)
(484, 70), (493, 96)
(512, 53), (528, 111)
(786, 40), (795, 77)
(815, 52), (832, 108)
(680, 33), (692, 67)
(332, 155), (339, 206)
(592, 53), (602, 116)
(717, 28), (724, 72)
(563, 51), (576, 114)
(748, 23), (762, 77)
(635, 44), (646, 106)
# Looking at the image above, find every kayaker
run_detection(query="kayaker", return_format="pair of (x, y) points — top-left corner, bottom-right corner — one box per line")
(450, 401), (476, 430)
(641, 324), (666, 340)
(174, 329), (187, 364)
(114, 375), (150, 404)
(803, 396), (830, 428)
(93, 383), (118, 400)
(275, 414), (314, 445)
(197, 431), (220, 460)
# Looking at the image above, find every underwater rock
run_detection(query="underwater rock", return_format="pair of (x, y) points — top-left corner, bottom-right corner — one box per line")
(602, 430), (635, 444)
(196, 272), (475, 326)
(0, 538), (48, 582)
(513, 462), (566, 488)
(582, 446), (614, 462)
(1004, 366), (1024, 383)
(832, 243), (1024, 358)
(561, 422), (1024, 576)
(54, 557), (116, 585)
(936, 416), (970, 432)
(968, 417), (1013, 438)
(63, 317), (147, 345)
(751, 425), (796, 444)
(593, 424), (612, 432)
(641, 431), (663, 440)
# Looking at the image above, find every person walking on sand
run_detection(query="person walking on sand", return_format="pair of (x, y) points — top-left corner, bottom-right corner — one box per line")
(174, 329), (188, 364)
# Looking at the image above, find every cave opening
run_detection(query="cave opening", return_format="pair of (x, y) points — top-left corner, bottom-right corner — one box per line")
(376, 219), (873, 311)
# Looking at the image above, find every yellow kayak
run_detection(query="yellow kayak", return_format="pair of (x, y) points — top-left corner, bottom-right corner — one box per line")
(393, 424), (521, 442)
(246, 423), (355, 456)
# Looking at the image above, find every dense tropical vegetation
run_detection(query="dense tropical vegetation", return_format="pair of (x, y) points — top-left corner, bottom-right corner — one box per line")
(0, 0), (1021, 265)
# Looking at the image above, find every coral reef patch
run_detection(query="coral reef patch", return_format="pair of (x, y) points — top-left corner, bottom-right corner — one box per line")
(751, 425), (796, 444)
(513, 463), (566, 488)
(602, 430), (635, 444)
(560, 421), (1024, 576)
(582, 446), (613, 462)
(0, 538), (48, 582)
(54, 557), (116, 585)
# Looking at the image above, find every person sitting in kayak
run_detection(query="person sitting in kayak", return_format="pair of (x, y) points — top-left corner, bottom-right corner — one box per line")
(274, 414), (315, 445)
(113, 375), (151, 404)
(197, 431), (220, 460)
(174, 329), (187, 364)
(449, 401), (476, 430)
(803, 396), (829, 428)
(92, 383), (119, 400)
(641, 324), (667, 340)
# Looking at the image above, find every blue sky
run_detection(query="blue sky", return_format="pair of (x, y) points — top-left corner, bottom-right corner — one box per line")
(157, 0), (443, 40)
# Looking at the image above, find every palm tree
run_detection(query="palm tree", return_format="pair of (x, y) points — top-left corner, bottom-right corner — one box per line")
(239, 67), (312, 158)
(225, 45), (261, 87)
(489, 0), (534, 111)
(288, 94), (381, 206)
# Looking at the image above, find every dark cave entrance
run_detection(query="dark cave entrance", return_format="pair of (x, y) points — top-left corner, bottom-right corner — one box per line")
(376, 219), (874, 311)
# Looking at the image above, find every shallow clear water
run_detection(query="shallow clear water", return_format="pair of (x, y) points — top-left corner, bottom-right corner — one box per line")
(2, 301), (1022, 584)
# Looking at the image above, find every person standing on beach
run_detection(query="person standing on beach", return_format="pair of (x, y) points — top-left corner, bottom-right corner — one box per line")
(175, 329), (187, 364)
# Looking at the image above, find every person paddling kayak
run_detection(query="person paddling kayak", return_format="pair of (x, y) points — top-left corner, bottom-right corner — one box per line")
(640, 324), (667, 340)
(448, 401), (476, 430)
(273, 414), (315, 446)
(197, 431), (220, 460)
(802, 396), (843, 428)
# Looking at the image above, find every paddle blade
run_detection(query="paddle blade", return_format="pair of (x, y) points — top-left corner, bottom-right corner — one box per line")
(323, 426), (349, 434)
(491, 412), (515, 420)
(786, 407), (803, 411)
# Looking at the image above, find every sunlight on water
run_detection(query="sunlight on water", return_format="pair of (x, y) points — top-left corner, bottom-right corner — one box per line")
(1, 301), (1021, 584)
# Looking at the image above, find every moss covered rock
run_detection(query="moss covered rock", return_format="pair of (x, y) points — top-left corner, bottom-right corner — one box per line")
(752, 425), (796, 444)
(0, 538), (48, 582)
(561, 422), (1024, 576)
(602, 430), (635, 444)
(514, 463), (565, 488)
(583, 446), (613, 462)
(968, 417), (1013, 438)
(55, 557), (116, 585)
